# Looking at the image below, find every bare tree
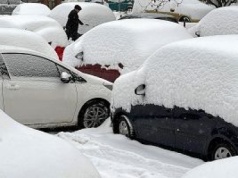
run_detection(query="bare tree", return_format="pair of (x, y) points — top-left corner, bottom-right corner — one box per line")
(203, 0), (237, 7)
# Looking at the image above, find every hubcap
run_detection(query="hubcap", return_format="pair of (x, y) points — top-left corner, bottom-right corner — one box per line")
(119, 120), (129, 136)
(83, 104), (108, 128)
(214, 147), (232, 160)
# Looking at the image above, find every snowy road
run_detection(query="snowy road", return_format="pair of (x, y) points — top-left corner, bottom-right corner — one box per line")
(57, 119), (204, 178)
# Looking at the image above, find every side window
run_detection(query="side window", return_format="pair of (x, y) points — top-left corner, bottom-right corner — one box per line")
(2, 53), (59, 78)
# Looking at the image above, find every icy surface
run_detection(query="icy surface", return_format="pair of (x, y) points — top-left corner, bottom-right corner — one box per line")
(58, 119), (203, 178)
(112, 35), (238, 127)
(0, 110), (100, 178)
(12, 3), (51, 16)
(63, 19), (192, 74)
(0, 15), (68, 48)
(49, 2), (116, 34)
(188, 7), (238, 37)
(0, 28), (58, 59)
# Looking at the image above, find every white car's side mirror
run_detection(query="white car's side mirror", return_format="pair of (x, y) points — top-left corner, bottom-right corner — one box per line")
(60, 72), (71, 83)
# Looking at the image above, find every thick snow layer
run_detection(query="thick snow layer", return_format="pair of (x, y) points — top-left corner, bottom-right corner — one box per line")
(132, 0), (214, 20)
(12, 3), (51, 16)
(49, 2), (116, 34)
(0, 110), (100, 178)
(188, 7), (238, 37)
(182, 156), (238, 178)
(0, 15), (68, 48)
(112, 35), (238, 127)
(63, 19), (192, 74)
(0, 28), (58, 59)
(58, 119), (203, 178)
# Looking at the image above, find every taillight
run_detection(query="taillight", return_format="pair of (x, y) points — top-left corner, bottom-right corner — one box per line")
(55, 46), (65, 61)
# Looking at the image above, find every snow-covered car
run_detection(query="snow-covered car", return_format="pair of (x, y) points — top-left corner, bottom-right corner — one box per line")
(132, 0), (215, 22)
(111, 35), (238, 161)
(0, 15), (68, 60)
(182, 156), (238, 178)
(49, 2), (116, 35)
(12, 3), (51, 16)
(0, 28), (58, 59)
(63, 19), (192, 82)
(0, 109), (101, 178)
(188, 6), (238, 37)
(0, 45), (112, 129)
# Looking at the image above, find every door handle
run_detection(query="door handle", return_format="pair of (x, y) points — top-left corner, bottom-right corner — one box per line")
(7, 84), (20, 90)
(176, 129), (180, 132)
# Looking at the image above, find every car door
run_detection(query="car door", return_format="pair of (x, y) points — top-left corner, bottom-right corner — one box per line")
(1, 53), (78, 126)
(132, 104), (176, 148)
(173, 107), (213, 154)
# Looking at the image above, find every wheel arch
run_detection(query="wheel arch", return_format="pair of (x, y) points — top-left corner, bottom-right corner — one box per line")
(77, 98), (110, 127)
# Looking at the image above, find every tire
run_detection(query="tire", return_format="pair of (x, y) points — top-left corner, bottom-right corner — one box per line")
(78, 100), (110, 129)
(211, 143), (237, 160)
(116, 115), (134, 138)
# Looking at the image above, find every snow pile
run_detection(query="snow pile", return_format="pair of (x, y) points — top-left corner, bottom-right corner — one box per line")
(63, 19), (192, 74)
(112, 35), (238, 127)
(49, 2), (116, 34)
(12, 3), (51, 16)
(182, 156), (238, 178)
(188, 7), (238, 37)
(0, 15), (68, 48)
(132, 0), (214, 21)
(0, 28), (58, 59)
(0, 110), (100, 178)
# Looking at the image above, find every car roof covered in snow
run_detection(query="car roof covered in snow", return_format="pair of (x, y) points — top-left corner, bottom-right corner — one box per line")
(0, 28), (58, 59)
(0, 15), (68, 47)
(112, 35), (238, 127)
(12, 3), (51, 16)
(189, 6), (238, 37)
(63, 18), (192, 74)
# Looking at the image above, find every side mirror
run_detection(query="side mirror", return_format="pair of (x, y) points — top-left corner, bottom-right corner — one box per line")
(195, 31), (201, 37)
(60, 72), (71, 83)
(135, 84), (146, 96)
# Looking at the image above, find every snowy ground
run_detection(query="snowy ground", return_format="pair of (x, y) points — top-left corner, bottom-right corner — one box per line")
(56, 119), (204, 178)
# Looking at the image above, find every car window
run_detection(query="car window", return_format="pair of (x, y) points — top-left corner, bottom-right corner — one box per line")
(3, 53), (59, 78)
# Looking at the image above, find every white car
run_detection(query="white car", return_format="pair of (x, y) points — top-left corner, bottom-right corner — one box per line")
(0, 45), (112, 129)
(49, 2), (116, 35)
(188, 6), (238, 37)
(12, 3), (51, 16)
(132, 0), (215, 22)
(63, 19), (192, 82)
(0, 28), (58, 59)
(0, 110), (101, 178)
(0, 15), (68, 60)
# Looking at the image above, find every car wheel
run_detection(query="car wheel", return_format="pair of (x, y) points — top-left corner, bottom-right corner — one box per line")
(211, 143), (236, 160)
(117, 115), (134, 138)
(78, 100), (110, 129)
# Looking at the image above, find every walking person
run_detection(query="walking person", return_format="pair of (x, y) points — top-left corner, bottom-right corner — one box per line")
(65, 5), (84, 41)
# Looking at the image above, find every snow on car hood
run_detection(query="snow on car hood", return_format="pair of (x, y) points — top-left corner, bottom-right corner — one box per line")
(112, 35), (238, 127)
(188, 7), (238, 37)
(63, 19), (192, 74)
(0, 110), (100, 178)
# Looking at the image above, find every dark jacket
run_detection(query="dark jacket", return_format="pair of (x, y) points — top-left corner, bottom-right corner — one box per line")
(65, 9), (84, 40)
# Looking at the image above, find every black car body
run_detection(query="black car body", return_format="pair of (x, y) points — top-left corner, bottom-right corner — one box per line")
(112, 104), (238, 160)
